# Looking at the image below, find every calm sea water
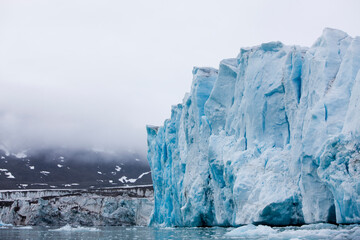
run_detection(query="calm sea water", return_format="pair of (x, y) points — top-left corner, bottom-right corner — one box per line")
(0, 226), (231, 240)
(1, 224), (359, 240)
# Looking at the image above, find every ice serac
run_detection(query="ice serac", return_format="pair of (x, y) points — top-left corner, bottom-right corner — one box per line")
(147, 28), (360, 227)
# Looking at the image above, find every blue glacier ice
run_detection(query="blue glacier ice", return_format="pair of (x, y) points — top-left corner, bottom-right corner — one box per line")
(147, 28), (360, 227)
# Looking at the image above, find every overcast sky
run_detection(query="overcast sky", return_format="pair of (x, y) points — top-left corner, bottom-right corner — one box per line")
(0, 0), (359, 153)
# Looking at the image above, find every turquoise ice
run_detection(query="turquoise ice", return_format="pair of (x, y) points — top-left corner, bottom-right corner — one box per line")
(147, 28), (360, 227)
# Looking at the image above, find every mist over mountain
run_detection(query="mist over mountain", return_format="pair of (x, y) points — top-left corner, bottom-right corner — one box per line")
(1, 1), (359, 156)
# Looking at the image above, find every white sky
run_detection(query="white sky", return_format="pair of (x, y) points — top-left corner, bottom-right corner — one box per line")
(0, 0), (359, 153)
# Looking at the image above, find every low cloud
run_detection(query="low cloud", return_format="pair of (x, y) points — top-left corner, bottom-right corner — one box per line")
(0, 0), (359, 154)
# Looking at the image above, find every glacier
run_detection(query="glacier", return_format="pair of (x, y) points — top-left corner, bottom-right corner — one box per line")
(0, 187), (153, 226)
(147, 28), (360, 227)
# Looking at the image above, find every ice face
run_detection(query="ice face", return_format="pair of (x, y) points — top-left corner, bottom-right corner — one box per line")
(147, 28), (360, 227)
(0, 188), (154, 226)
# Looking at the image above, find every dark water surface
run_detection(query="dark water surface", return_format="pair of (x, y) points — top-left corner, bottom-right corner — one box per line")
(1, 224), (360, 240)
(0, 226), (230, 240)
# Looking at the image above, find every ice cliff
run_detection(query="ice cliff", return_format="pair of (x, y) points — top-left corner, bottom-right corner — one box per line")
(146, 28), (360, 227)
(0, 187), (153, 226)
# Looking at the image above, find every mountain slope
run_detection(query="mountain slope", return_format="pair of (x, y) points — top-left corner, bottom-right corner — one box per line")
(0, 147), (152, 190)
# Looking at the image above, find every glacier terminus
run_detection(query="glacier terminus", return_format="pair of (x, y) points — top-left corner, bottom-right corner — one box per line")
(146, 28), (360, 227)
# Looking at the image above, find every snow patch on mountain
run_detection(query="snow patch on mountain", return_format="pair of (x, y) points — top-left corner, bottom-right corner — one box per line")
(5, 172), (15, 179)
(40, 171), (50, 176)
(119, 172), (151, 184)
(138, 172), (151, 179)
(119, 176), (137, 184)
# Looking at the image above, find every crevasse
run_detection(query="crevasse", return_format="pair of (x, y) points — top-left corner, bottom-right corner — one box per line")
(146, 28), (360, 227)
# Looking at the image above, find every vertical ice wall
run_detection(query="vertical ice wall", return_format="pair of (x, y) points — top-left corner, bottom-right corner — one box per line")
(147, 28), (360, 226)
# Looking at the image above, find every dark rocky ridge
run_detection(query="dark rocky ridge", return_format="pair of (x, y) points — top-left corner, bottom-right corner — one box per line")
(0, 148), (152, 190)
